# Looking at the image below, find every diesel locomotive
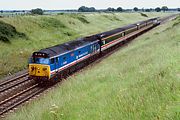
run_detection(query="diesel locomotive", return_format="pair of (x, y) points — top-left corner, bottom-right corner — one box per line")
(28, 17), (160, 82)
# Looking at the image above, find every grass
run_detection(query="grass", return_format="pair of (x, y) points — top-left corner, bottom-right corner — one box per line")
(0, 12), (170, 79)
(5, 15), (180, 119)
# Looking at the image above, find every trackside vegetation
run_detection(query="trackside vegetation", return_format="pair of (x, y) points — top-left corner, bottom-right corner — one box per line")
(5, 15), (180, 119)
(0, 12), (170, 79)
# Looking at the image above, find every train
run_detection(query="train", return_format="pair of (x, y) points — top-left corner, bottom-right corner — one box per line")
(28, 17), (160, 82)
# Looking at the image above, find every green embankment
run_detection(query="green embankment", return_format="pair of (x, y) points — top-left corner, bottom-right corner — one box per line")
(5, 15), (180, 119)
(0, 12), (169, 79)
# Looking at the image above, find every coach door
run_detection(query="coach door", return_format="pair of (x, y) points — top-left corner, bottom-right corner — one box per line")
(122, 32), (125, 37)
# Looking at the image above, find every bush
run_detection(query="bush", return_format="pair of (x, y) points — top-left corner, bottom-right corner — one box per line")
(0, 21), (27, 43)
(140, 13), (148, 17)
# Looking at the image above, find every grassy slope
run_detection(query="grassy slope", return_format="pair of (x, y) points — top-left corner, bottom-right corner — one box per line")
(0, 12), (169, 79)
(5, 16), (180, 119)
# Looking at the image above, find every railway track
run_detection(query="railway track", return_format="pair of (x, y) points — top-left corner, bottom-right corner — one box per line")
(0, 73), (39, 116)
(0, 14), (178, 117)
(0, 74), (29, 93)
(160, 14), (179, 24)
(0, 84), (45, 116)
(0, 73), (28, 89)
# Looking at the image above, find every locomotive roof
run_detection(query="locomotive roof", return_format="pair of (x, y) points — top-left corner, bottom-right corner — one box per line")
(35, 35), (98, 58)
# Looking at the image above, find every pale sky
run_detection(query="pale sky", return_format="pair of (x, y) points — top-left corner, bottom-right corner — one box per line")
(0, 0), (180, 10)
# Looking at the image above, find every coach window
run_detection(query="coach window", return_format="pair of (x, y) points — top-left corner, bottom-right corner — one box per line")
(92, 45), (94, 51)
(96, 44), (98, 50)
(78, 51), (81, 54)
(50, 58), (55, 64)
(103, 40), (105, 45)
(94, 45), (96, 50)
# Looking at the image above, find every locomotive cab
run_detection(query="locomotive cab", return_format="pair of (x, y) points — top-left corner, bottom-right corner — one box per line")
(29, 52), (51, 81)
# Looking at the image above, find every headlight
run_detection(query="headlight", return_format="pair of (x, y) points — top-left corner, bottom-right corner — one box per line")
(31, 66), (34, 71)
(43, 68), (47, 71)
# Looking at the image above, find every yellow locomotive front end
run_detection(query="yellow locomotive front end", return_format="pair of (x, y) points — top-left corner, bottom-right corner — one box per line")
(29, 64), (50, 80)
(28, 52), (51, 81)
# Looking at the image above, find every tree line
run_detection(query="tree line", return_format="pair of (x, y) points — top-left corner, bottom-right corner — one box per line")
(1, 6), (180, 16)
(78, 6), (177, 12)
(133, 6), (169, 12)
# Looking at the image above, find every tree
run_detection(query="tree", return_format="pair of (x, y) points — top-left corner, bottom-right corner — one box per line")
(78, 6), (96, 12)
(107, 7), (115, 12)
(161, 6), (168, 12)
(145, 9), (150, 12)
(149, 8), (153, 12)
(117, 7), (123, 12)
(89, 7), (96, 12)
(13, 10), (17, 13)
(78, 6), (87, 12)
(133, 7), (138, 12)
(177, 8), (180, 11)
(155, 7), (161, 12)
(31, 8), (43, 15)
(0, 10), (3, 13)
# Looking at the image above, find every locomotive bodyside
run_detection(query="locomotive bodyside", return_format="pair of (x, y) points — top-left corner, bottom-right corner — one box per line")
(29, 39), (100, 81)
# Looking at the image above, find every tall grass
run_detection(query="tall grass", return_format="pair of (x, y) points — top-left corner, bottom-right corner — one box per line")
(0, 12), (170, 79)
(5, 15), (180, 120)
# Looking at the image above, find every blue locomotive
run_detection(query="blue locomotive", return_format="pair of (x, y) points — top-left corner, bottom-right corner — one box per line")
(29, 36), (101, 81)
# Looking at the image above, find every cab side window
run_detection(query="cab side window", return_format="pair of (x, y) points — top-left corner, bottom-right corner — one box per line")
(62, 56), (67, 65)
(63, 57), (66, 61)
(29, 57), (34, 63)
(50, 58), (55, 64)
(55, 57), (58, 63)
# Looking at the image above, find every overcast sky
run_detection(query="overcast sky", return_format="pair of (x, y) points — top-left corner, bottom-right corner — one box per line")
(0, 0), (180, 10)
